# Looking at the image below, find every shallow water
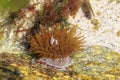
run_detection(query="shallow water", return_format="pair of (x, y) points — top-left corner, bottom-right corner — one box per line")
(0, 0), (120, 80)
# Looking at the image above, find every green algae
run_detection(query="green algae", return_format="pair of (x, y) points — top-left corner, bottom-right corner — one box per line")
(0, 0), (28, 11)
(72, 45), (120, 79)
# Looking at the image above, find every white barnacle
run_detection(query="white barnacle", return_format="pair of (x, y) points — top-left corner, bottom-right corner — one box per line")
(55, 39), (58, 45)
(50, 35), (55, 46)
(50, 35), (58, 46)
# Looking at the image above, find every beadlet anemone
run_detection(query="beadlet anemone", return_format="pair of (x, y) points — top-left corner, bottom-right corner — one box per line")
(40, 0), (81, 26)
(27, 25), (84, 59)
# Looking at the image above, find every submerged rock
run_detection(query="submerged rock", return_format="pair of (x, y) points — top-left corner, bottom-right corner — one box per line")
(0, 61), (22, 80)
(72, 45), (120, 79)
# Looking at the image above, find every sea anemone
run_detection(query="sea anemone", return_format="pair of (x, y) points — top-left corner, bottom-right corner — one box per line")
(27, 24), (84, 59)
(40, 0), (81, 26)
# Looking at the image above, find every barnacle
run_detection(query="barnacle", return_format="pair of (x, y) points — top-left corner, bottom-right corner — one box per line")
(27, 25), (84, 59)
(40, 0), (81, 26)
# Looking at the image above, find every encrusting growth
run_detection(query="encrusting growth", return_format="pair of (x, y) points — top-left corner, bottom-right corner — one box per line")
(27, 25), (84, 59)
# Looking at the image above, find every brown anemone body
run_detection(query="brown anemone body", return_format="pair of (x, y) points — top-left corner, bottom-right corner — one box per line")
(27, 25), (84, 59)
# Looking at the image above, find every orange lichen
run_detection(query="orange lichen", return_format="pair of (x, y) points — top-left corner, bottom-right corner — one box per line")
(27, 25), (84, 59)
